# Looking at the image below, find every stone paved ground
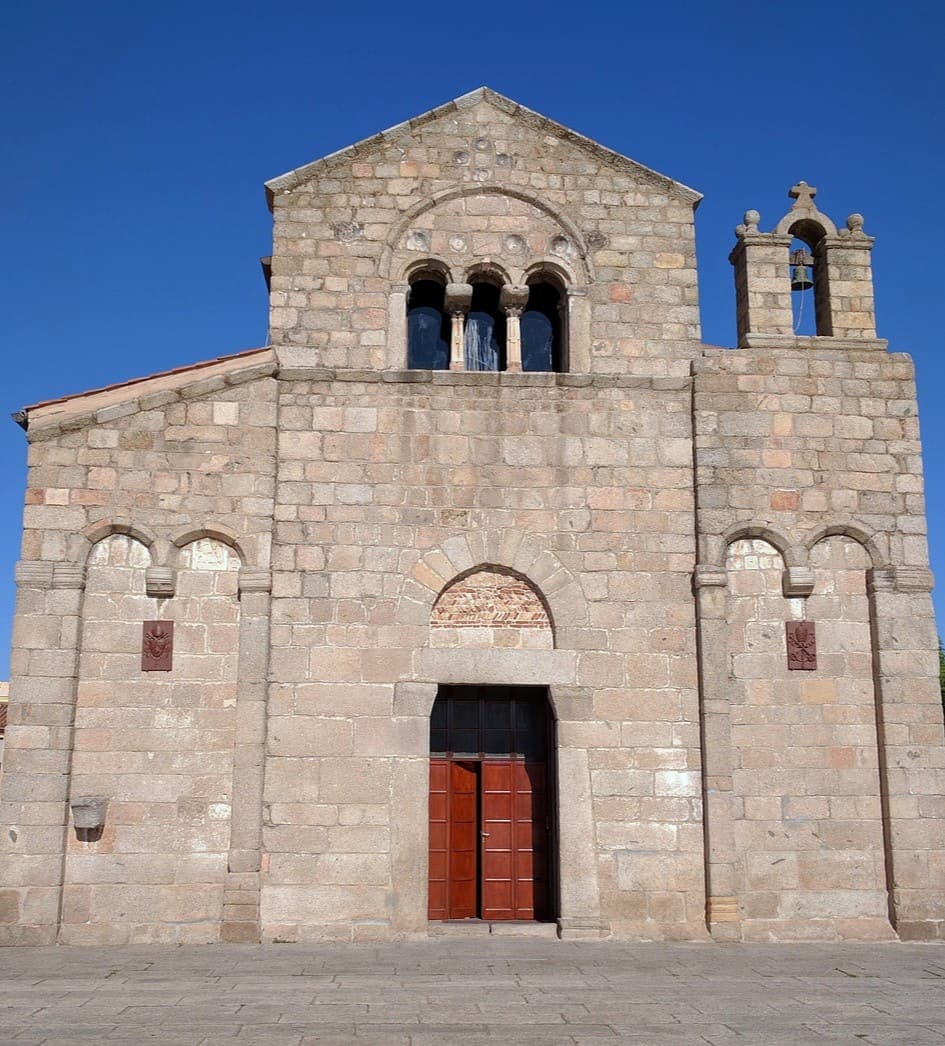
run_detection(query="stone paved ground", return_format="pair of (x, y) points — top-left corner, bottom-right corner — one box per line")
(0, 939), (943, 1045)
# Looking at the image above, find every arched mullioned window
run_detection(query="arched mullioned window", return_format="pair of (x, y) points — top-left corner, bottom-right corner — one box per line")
(404, 260), (573, 373)
(407, 273), (451, 370)
(522, 278), (565, 372)
(465, 281), (505, 372)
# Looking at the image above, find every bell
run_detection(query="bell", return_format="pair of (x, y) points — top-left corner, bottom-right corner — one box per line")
(790, 248), (814, 291)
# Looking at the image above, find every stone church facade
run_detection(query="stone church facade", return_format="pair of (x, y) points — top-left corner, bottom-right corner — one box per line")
(2, 89), (943, 945)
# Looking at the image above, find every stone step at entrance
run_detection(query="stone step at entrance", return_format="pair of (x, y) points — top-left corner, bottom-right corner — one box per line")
(429, 920), (558, 938)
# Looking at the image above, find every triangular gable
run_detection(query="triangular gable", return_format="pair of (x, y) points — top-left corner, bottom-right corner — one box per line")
(265, 87), (701, 207)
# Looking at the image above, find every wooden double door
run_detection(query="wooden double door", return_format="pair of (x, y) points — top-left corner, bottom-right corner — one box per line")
(428, 686), (553, 922)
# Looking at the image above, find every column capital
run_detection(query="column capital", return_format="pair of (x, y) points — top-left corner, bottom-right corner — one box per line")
(500, 284), (529, 315)
(868, 565), (934, 594)
(15, 561), (55, 589)
(892, 566), (934, 593)
(238, 569), (273, 594)
(693, 564), (728, 589)
(145, 566), (175, 598)
(52, 564), (87, 590)
(866, 568), (896, 594)
(782, 566), (815, 598)
(444, 283), (473, 315)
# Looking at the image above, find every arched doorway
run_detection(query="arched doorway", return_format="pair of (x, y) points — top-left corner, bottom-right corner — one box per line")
(428, 684), (556, 923)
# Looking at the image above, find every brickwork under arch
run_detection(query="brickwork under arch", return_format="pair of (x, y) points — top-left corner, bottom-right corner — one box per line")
(430, 567), (553, 649)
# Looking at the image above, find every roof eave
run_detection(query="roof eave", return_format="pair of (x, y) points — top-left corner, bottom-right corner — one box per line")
(17, 347), (276, 440)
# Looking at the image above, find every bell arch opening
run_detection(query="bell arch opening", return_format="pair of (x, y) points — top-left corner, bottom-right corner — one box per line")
(788, 225), (831, 337)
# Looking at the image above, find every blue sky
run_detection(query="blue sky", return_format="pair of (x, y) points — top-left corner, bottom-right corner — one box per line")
(1, 2), (944, 678)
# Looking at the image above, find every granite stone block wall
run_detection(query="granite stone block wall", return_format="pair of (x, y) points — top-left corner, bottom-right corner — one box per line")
(260, 371), (703, 941)
(694, 346), (945, 939)
(60, 535), (241, 944)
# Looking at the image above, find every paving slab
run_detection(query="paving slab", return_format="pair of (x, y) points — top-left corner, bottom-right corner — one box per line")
(0, 940), (942, 1044)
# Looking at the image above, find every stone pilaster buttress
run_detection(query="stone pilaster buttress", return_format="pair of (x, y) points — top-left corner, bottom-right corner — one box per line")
(693, 564), (741, 940)
(0, 561), (86, 944)
(867, 566), (945, 940)
(221, 569), (273, 943)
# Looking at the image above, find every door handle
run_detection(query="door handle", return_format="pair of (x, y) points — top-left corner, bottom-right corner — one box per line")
(481, 832), (490, 837)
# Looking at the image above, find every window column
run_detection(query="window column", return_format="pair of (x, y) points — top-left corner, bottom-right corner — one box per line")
(557, 293), (570, 372)
(565, 287), (589, 372)
(500, 285), (529, 373)
(444, 283), (472, 372)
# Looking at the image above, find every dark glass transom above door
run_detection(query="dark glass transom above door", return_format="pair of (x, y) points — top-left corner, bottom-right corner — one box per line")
(430, 685), (548, 759)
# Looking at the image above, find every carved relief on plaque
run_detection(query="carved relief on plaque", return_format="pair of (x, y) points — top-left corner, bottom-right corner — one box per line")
(786, 620), (816, 671)
(142, 620), (173, 672)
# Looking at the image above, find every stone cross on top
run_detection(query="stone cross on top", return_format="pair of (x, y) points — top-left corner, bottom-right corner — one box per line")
(789, 181), (817, 208)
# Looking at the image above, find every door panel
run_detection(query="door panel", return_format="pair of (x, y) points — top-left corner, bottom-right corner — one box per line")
(481, 760), (548, 921)
(428, 760), (449, 920)
(428, 758), (479, 920)
(448, 761), (478, 918)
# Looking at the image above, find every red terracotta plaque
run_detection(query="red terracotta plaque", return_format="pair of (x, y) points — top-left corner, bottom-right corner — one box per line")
(142, 620), (173, 672)
(786, 620), (816, 671)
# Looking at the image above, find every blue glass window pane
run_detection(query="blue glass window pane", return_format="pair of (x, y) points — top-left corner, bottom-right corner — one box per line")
(522, 282), (562, 372)
(465, 312), (500, 370)
(521, 311), (553, 371)
(407, 280), (449, 369)
(465, 283), (505, 371)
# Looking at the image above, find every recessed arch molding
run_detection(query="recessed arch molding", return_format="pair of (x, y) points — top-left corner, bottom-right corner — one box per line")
(380, 184), (594, 285)
(703, 518), (891, 574)
(398, 528), (588, 632)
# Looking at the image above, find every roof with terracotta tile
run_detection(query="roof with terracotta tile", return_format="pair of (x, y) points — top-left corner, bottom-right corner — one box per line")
(21, 347), (270, 415)
(18, 347), (276, 436)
